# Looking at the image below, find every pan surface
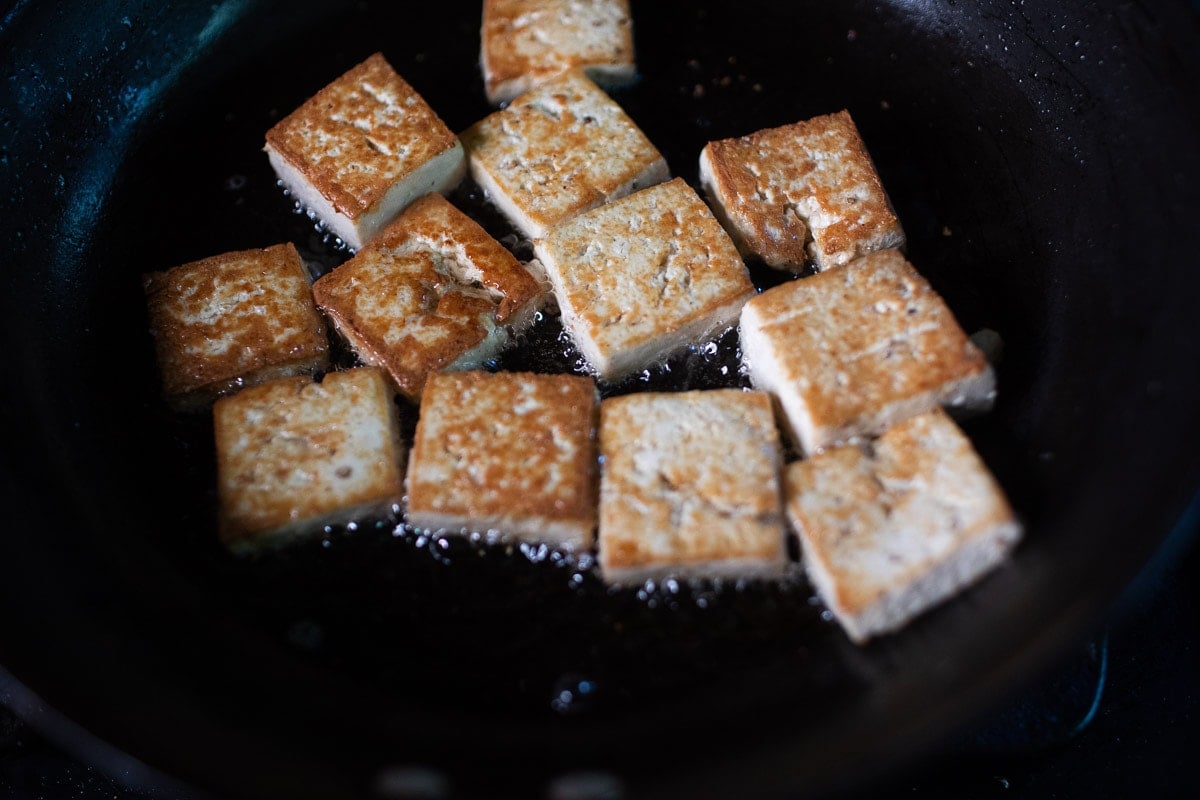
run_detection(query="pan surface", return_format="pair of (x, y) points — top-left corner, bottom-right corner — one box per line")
(2, 0), (1199, 798)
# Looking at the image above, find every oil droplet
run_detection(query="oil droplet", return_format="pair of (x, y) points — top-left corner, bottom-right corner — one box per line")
(520, 541), (550, 563)
(550, 674), (601, 715)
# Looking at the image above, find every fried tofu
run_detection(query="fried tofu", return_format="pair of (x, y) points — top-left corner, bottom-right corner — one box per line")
(740, 249), (994, 455)
(143, 243), (329, 411)
(312, 193), (546, 402)
(597, 390), (787, 585)
(265, 53), (466, 251)
(783, 410), (1021, 643)
(405, 371), (599, 549)
(699, 110), (904, 272)
(534, 178), (754, 381)
(214, 368), (406, 552)
(481, 0), (636, 105)
(461, 69), (668, 239)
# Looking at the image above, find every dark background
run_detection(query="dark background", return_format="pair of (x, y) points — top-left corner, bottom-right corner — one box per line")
(3, 499), (1196, 798)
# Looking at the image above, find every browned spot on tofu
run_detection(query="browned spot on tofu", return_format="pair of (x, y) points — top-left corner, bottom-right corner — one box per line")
(406, 371), (599, 544)
(783, 410), (1019, 620)
(481, 0), (634, 103)
(535, 178), (753, 378)
(744, 250), (989, 442)
(702, 110), (904, 271)
(214, 368), (405, 547)
(312, 194), (544, 400)
(143, 243), (329, 410)
(462, 70), (665, 234)
(598, 390), (785, 574)
(265, 53), (459, 220)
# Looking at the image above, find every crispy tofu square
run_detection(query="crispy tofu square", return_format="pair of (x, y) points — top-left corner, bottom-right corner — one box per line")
(214, 368), (406, 552)
(265, 53), (466, 251)
(740, 249), (994, 455)
(481, 0), (635, 106)
(535, 178), (754, 380)
(784, 410), (1021, 643)
(406, 371), (599, 549)
(461, 70), (668, 239)
(312, 193), (546, 402)
(699, 109), (905, 272)
(143, 243), (329, 411)
(597, 390), (787, 585)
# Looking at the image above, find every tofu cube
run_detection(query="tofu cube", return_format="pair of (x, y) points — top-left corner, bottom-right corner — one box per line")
(214, 368), (407, 552)
(535, 178), (754, 380)
(481, 0), (636, 105)
(143, 243), (329, 411)
(740, 249), (994, 455)
(461, 69), (668, 239)
(312, 193), (546, 402)
(699, 110), (905, 272)
(783, 409), (1022, 643)
(597, 389), (787, 585)
(405, 371), (600, 549)
(265, 53), (466, 251)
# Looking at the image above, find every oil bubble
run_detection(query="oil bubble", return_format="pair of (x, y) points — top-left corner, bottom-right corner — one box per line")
(550, 674), (601, 715)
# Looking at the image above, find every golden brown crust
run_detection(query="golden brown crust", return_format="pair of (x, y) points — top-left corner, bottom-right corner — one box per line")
(405, 371), (599, 542)
(783, 409), (1019, 625)
(701, 110), (904, 270)
(372, 193), (543, 324)
(312, 194), (544, 401)
(701, 139), (810, 268)
(264, 53), (459, 220)
(481, 0), (634, 103)
(143, 243), (329, 410)
(742, 249), (990, 447)
(214, 368), (406, 547)
(461, 70), (665, 234)
(535, 178), (754, 378)
(598, 390), (785, 575)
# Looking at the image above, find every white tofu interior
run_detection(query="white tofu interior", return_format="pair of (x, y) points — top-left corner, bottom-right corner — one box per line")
(268, 141), (465, 251)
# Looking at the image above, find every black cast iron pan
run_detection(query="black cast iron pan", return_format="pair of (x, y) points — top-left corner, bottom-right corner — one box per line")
(2, 0), (1199, 797)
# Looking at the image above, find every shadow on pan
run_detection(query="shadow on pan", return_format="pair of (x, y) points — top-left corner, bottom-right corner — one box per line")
(1, 0), (1198, 798)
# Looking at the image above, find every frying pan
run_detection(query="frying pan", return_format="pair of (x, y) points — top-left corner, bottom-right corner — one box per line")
(2, 0), (1198, 797)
